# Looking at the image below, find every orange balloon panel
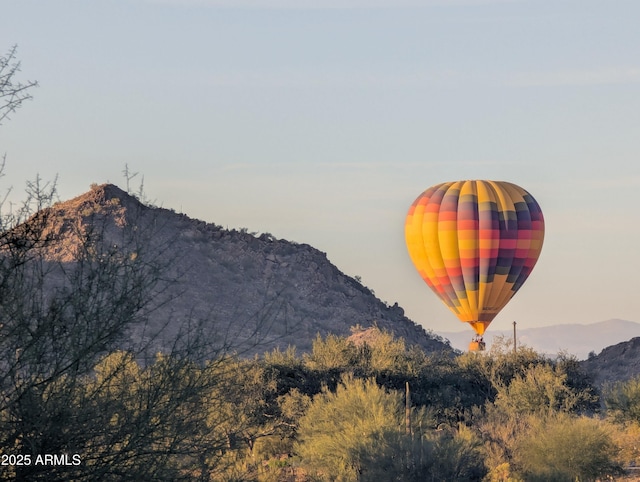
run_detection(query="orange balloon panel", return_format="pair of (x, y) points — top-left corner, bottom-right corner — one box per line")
(405, 180), (544, 335)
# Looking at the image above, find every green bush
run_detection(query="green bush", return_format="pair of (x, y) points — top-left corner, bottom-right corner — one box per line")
(605, 375), (640, 424)
(514, 412), (621, 481)
(295, 374), (485, 481)
(295, 375), (403, 481)
(494, 363), (580, 416)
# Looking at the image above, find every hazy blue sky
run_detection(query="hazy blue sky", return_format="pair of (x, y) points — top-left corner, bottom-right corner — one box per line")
(2, 0), (639, 336)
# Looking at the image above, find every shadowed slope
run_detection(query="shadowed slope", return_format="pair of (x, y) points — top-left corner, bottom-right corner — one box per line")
(34, 184), (451, 357)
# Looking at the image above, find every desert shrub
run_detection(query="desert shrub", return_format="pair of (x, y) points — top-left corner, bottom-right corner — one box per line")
(295, 374), (485, 481)
(360, 328), (409, 373)
(609, 421), (640, 468)
(355, 425), (485, 482)
(513, 412), (621, 481)
(295, 375), (404, 481)
(479, 356), (604, 478)
(303, 334), (360, 372)
(484, 462), (522, 482)
(494, 363), (581, 416)
(456, 339), (597, 418)
(477, 403), (529, 477)
(554, 352), (599, 413)
(605, 375), (640, 424)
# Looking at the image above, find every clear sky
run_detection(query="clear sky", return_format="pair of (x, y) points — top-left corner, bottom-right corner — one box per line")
(2, 0), (639, 335)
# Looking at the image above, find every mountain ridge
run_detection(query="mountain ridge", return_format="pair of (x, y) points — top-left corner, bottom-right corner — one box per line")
(581, 336), (640, 385)
(36, 183), (452, 357)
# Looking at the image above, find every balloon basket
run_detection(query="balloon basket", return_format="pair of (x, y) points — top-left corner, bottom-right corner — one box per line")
(469, 341), (486, 352)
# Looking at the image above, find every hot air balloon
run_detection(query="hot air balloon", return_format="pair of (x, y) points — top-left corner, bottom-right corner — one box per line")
(405, 180), (544, 351)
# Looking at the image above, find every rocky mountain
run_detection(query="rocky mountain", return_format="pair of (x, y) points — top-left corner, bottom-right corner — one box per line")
(438, 318), (640, 360)
(36, 183), (451, 358)
(581, 337), (640, 386)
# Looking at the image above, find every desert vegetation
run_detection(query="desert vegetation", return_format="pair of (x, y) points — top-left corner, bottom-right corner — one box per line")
(5, 294), (640, 482)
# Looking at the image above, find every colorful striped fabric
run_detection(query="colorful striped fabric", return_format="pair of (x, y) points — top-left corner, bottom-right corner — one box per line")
(405, 180), (545, 335)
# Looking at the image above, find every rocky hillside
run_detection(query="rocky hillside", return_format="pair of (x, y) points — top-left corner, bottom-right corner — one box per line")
(581, 337), (640, 387)
(36, 183), (451, 357)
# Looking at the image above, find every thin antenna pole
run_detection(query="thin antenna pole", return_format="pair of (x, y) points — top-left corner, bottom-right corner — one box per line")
(513, 321), (517, 354)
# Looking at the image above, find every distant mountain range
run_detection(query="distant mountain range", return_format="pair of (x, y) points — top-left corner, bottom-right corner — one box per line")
(438, 319), (640, 360)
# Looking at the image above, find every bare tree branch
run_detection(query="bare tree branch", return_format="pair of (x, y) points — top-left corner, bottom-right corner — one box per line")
(0, 45), (38, 126)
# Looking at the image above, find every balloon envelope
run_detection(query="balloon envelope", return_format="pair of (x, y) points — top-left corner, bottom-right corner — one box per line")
(405, 180), (544, 335)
